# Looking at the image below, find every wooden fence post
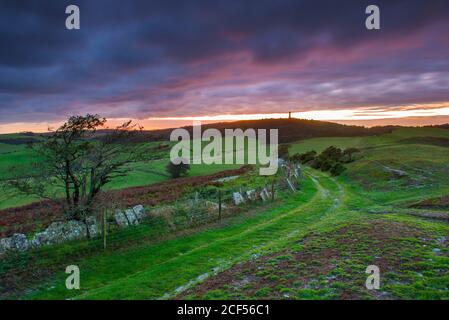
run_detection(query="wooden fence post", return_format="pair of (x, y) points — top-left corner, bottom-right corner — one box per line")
(218, 189), (222, 220)
(102, 209), (107, 250)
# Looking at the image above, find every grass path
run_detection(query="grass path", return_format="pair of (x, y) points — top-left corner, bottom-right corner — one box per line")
(28, 170), (344, 299)
(22, 166), (449, 300)
(159, 171), (343, 299)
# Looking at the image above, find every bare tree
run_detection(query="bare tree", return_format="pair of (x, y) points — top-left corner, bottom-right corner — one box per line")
(10, 114), (146, 221)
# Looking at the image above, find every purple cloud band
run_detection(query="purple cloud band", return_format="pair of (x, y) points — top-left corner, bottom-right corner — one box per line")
(0, 0), (449, 126)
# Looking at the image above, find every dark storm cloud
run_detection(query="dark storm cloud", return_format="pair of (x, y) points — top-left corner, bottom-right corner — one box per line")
(0, 0), (449, 124)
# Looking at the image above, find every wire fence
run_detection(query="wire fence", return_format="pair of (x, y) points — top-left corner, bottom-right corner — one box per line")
(0, 163), (303, 299)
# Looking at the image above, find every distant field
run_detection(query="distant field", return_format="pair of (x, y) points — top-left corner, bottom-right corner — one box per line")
(0, 136), (244, 210)
(289, 127), (449, 154)
(0, 143), (26, 154)
(2, 127), (449, 210)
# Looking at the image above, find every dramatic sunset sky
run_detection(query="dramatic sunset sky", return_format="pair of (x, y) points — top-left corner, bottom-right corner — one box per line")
(1, 0), (449, 133)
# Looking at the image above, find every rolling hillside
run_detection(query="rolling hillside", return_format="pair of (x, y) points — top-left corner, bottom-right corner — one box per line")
(115, 118), (395, 143)
(0, 119), (394, 211)
(1, 125), (448, 299)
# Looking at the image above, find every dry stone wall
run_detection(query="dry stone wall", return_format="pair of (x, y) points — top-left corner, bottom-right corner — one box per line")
(0, 204), (147, 256)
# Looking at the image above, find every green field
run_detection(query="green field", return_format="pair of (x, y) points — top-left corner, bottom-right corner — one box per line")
(0, 139), (243, 210)
(1, 127), (449, 299)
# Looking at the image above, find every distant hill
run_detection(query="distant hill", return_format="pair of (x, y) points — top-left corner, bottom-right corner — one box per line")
(426, 123), (449, 130)
(124, 118), (396, 143)
(0, 118), (397, 144)
(0, 133), (42, 145)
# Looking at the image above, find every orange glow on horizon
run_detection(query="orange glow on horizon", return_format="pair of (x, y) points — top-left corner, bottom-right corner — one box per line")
(1, 102), (449, 134)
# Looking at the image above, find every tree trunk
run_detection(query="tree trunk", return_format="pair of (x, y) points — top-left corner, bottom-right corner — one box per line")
(64, 161), (72, 207)
(65, 178), (71, 206)
(80, 175), (87, 205)
(73, 178), (80, 206)
(84, 214), (91, 239)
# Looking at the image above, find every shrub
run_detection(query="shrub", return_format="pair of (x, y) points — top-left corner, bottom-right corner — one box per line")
(310, 159), (322, 169)
(321, 146), (343, 162)
(293, 146), (358, 176)
(294, 150), (317, 164)
(166, 159), (190, 178)
(330, 163), (346, 176)
(342, 147), (361, 163)
(320, 159), (334, 172)
(278, 144), (290, 160)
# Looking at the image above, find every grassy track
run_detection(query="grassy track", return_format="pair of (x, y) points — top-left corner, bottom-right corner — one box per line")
(26, 170), (344, 299)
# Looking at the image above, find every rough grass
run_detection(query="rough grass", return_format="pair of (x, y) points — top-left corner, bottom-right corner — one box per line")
(399, 136), (449, 148)
(411, 195), (449, 210)
(180, 219), (449, 300)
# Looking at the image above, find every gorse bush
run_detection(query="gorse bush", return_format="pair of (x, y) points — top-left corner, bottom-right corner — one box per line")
(291, 150), (317, 164)
(330, 163), (347, 176)
(292, 146), (361, 176)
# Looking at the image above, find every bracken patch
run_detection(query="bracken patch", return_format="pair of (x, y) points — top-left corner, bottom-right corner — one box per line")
(0, 166), (250, 237)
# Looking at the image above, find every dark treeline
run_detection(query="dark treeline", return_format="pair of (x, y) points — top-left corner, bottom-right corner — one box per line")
(104, 118), (397, 143)
(11, 119), (449, 145)
(7, 120), (449, 145)
(426, 123), (449, 129)
(0, 137), (40, 145)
